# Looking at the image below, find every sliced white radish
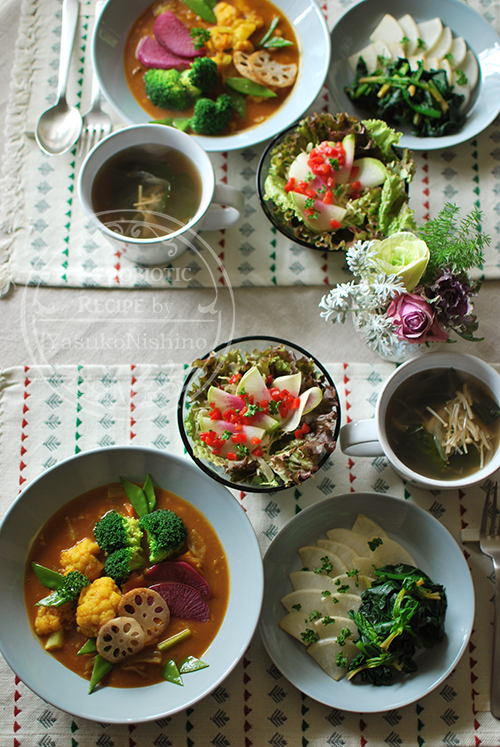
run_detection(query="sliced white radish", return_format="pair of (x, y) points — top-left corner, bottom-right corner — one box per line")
(278, 610), (311, 643)
(425, 56), (440, 72)
(236, 366), (271, 402)
(208, 386), (246, 411)
(398, 14), (419, 55)
(307, 638), (358, 680)
(280, 386), (323, 431)
(352, 514), (388, 538)
(408, 53), (425, 71)
(370, 14), (405, 47)
(347, 42), (378, 74)
(428, 24), (452, 59)
(288, 151), (318, 186)
(459, 49), (479, 89)
(388, 40), (406, 61)
(373, 39), (392, 65)
(417, 18), (443, 54)
(256, 456), (275, 482)
(292, 194), (347, 233)
(289, 570), (352, 594)
(352, 157), (387, 188)
(351, 557), (377, 576)
(449, 36), (467, 67)
(272, 373), (301, 397)
(298, 546), (348, 577)
(280, 589), (360, 618)
(452, 73), (470, 108)
(326, 528), (373, 556)
(312, 615), (354, 640)
(316, 539), (357, 567)
(366, 536), (416, 566)
(199, 417), (265, 458)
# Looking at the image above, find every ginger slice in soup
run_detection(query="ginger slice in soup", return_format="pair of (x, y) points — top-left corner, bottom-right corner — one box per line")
(248, 50), (297, 87)
(96, 616), (145, 663)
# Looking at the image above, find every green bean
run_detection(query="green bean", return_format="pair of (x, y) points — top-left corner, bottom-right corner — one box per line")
(120, 476), (149, 517)
(143, 473), (157, 512)
(88, 655), (114, 694)
(163, 659), (183, 685)
(179, 655), (209, 674)
(32, 562), (64, 590)
(226, 77), (277, 98)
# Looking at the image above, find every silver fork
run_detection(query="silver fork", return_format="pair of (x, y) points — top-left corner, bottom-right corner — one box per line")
(77, 0), (111, 157)
(480, 482), (500, 718)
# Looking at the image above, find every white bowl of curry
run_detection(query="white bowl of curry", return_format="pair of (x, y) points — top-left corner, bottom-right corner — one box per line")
(0, 446), (263, 723)
(92, 0), (331, 151)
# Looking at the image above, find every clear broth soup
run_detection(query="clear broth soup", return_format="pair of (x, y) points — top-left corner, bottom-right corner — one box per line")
(385, 367), (500, 481)
(91, 144), (202, 238)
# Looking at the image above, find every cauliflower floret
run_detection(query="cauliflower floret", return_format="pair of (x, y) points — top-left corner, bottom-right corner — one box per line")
(34, 602), (76, 636)
(76, 576), (121, 638)
(60, 537), (104, 581)
(214, 2), (239, 26)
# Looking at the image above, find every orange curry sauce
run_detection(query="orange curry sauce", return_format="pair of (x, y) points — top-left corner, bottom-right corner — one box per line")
(24, 483), (230, 689)
(124, 0), (299, 134)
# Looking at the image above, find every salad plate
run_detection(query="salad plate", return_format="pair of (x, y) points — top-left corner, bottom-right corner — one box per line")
(259, 492), (474, 712)
(327, 0), (500, 150)
(177, 335), (340, 493)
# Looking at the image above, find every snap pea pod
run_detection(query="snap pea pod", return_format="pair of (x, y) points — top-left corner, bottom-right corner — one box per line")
(258, 16), (293, 49)
(163, 659), (183, 686)
(32, 562), (64, 590)
(77, 638), (97, 655)
(179, 655), (209, 674)
(226, 77), (277, 98)
(226, 86), (246, 120)
(143, 473), (157, 513)
(181, 0), (215, 23)
(88, 654), (114, 694)
(120, 476), (149, 517)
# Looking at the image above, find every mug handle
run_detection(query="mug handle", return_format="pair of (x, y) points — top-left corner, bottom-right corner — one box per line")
(339, 419), (385, 457)
(200, 183), (245, 231)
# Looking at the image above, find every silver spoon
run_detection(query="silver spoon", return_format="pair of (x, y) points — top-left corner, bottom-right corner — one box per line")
(35, 0), (82, 156)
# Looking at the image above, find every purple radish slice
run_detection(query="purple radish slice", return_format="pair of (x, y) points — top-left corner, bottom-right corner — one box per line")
(145, 560), (211, 599)
(136, 36), (191, 70)
(150, 582), (210, 622)
(153, 11), (204, 58)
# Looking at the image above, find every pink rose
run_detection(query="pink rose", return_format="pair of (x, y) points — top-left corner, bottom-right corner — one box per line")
(387, 293), (449, 344)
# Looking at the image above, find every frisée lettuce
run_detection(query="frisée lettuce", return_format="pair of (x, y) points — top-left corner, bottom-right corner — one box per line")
(184, 345), (339, 488)
(262, 112), (416, 252)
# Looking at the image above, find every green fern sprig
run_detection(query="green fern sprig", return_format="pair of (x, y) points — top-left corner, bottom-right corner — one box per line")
(417, 203), (489, 281)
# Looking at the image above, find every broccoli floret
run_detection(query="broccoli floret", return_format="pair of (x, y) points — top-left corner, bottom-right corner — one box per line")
(94, 511), (142, 555)
(144, 68), (192, 111)
(189, 93), (235, 135)
(180, 57), (218, 95)
(139, 509), (188, 564)
(36, 570), (90, 607)
(104, 547), (144, 587)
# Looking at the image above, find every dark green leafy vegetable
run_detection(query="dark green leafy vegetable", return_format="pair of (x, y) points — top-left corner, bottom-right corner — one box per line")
(345, 57), (466, 138)
(347, 564), (447, 686)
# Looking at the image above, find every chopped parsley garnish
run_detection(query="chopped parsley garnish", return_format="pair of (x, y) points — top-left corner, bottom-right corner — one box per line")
(291, 603), (301, 611)
(314, 556), (334, 574)
(308, 610), (322, 621)
(304, 171), (314, 183)
(268, 399), (280, 415)
(337, 584), (350, 594)
(235, 444), (250, 458)
(221, 429), (232, 440)
(368, 537), (383, 551)
(322, 616), (336, 626)
(336, 651), (348, 668)
(417, 37), (426, 49)
(455, 69), (468, 86)
(329, 157), (339, 171)
(346, 569), (359, 577)
(243, 403), (260, 417)
(322, 590), (331, 596)
(337, 627), (352, 646)
(301, 628), (319, 644)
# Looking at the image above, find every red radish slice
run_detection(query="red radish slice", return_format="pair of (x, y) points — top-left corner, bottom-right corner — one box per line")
(145, 560), (211, 598)
(150, 582), (210, 622)
(136, 36), (191, 70)
(153, 11), (204, 58)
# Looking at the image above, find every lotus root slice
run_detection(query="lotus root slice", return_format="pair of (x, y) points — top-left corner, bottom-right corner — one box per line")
(233, 51), (265, 84)
(96, 616), (145, 663)
(118, 588), (170, 644)
(249, 51), (297, 87)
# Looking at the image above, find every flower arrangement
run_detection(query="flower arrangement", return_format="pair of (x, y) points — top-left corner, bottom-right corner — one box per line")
(319, 204), (489, 362)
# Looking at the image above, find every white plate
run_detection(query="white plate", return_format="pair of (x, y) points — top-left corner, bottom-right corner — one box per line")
(327, 0), (500, 150)
(259, 492), (474, 712)
(93, 0), (331, 152)
(0, 447), (264, 723)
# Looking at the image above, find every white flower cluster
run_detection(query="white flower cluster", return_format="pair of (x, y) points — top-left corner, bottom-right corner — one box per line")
(318, 240), (411, 360)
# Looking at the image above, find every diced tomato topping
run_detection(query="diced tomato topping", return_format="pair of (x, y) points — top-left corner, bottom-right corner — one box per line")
(302, 422), (311, 433)
(284, 177), (296, 193)
(305, 188), (316, 199)
(209, 408), (222, 420)
(231, 432), (247, 443)
(270, 387), (281, 400)
(252, 447), (264, 457)
(200, 432), (209, 442)
(259, 400), (269, 411)
(330, 219), (342, 230)
(223, 408), (236, 420)
(246, 394), (254, 405)
(350, 180), (361, 190)
(211, 448), (222, 455)
(266, 375), (273, 384)
(327, 176), (334, 187)
(350, 165), (359, 178)
(229, 373), (242, 384)
(292, 397), (301, 409)
(323, 190), (333, 205)
(351, 192), (360, 200)
(279, 404), (289, 418)
(294, 428), (303, 439)
(305, 209), (315, 217)
(250, 437), (262, 445)
(234, 422), (243, 432)
(227, 452), (238, 461)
